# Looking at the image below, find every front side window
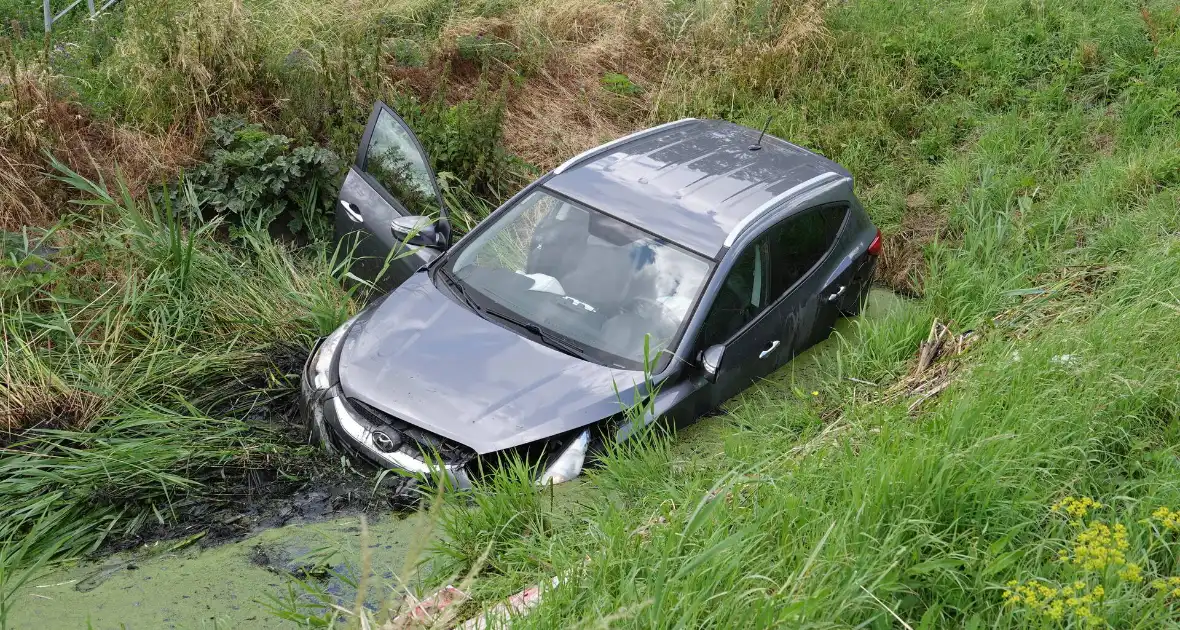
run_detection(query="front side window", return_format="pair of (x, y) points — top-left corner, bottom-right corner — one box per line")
(696, 238), (770, 349)
(362, 110), (441, 217)
(445, 190), (712, 369)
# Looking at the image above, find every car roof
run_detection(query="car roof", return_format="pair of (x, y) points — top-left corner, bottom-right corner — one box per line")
(541, 119), (850, 259)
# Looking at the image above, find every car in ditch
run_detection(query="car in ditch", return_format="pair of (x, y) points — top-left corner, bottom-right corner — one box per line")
(300, 103), (881, 487)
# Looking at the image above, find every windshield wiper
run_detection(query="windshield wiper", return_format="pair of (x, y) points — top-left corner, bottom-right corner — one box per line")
(437, 267), (482, 314)
(482, 307), (586, 358)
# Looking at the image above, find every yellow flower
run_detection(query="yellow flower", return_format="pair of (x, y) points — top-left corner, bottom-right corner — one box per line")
(1062, 520), (1135, 572)
(1118, 562), (1143, 583)
(1150, 506), (1180, 531)
(1046, 600), (1065, 621)
(1154, 577), (1180, 598)
(1003, 579), (1106, 625)
(811, 390), (819, 396)
(1052, 496), (1103, 520)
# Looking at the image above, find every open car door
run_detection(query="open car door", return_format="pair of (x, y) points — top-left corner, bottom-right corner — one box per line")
(335, 102), (449, 293)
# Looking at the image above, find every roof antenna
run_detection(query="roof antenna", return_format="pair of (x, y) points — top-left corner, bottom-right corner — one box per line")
(750, 116), (773, 151)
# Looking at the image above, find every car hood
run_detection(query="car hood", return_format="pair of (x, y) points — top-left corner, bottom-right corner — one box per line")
(337, 271), (646, 454)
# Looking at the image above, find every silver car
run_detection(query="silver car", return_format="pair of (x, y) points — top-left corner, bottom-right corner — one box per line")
(300, 104), (881, 486)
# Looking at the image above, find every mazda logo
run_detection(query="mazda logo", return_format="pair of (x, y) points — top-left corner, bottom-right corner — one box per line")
(371, 429), (402, 453)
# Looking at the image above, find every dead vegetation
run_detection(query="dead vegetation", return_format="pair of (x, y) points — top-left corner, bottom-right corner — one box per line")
(991, 264), (1119, 337)
(0, 381), (105, 444)
(404, 0), (666, 169)
(876, 193), (949, 297)
(880, 319), (976, 413)
(396, 0), (831, 168)
(496, 0), (661, 168)
(0, 69), (197, 230)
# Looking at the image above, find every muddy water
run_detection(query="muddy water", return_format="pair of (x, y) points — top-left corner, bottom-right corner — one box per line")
(12, 484), (592, 629)
(13, 513), (428, 629)
(13, 288), (908, 629)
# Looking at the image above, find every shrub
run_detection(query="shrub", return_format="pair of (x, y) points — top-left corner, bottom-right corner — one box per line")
(174, 117), (342, 239)
(392, 82), (526, 201)
(388, 38), (428, 68)
(601, 72), (643, 96)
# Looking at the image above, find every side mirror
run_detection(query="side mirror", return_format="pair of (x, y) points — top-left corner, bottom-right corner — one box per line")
(391, 215), (444, 249)
(434, 217), (453, 249)
(700, 344), (725, 383)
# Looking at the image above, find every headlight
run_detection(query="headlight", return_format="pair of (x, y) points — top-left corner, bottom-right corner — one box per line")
(538, 429), (591, 485)
(311, 314), (360, 390)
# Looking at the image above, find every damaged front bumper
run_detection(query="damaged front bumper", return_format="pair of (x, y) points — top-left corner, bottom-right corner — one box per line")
(299, 341), (474, 489)
(299, 337), (594, 489)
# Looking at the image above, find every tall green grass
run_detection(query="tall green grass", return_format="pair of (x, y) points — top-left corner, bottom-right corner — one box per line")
(360, 0), (1180, 627)
(5, 0), (1180, 626)
(0, 161), (356, 611)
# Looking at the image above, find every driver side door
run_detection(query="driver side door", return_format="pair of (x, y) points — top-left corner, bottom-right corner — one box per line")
(689, 235), (791, 413)
(335, 102), (447, 294)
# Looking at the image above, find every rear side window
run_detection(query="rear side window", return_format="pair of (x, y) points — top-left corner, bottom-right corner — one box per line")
(694, 203), (846, 350)
(766, 204), (847, 295)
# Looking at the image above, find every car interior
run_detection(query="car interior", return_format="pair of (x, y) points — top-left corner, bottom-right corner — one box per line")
(522, 202), (667, 354)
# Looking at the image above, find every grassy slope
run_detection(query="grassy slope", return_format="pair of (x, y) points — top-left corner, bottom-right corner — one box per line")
(414, 1), (1180, 628)
(2, 0), (1179, 626)
(0, 167), (357, 622)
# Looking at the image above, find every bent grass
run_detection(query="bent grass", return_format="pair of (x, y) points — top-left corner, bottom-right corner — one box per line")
(0, 159), (356, 622)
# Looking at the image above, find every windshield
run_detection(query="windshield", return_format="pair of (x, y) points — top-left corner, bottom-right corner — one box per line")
(445, 190), (712, 369)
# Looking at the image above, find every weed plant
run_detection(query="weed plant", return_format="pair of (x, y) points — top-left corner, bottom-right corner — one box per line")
(0, 159), (356, 618)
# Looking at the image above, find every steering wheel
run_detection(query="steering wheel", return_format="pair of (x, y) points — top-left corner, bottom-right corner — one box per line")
(626, 297), (677, 329)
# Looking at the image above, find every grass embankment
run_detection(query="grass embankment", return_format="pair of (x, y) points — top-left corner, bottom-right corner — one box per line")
(3, 0), (1180, 626)
(364, 1), (1179, 627)
(0, 166), (357, 620)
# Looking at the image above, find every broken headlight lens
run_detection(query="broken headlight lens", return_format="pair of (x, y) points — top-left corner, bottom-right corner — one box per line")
(538, 429), (591, 485)
(311, 314), (359, 390)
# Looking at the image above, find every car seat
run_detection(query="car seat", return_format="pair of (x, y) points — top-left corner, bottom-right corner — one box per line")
(598, 268), (674, 361)
(525, 202), (589, 280)
(560, 240), (635, 314)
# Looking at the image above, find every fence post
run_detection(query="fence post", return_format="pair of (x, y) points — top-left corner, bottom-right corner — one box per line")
(43, 0), (52, 33)
(87, 0), (96, 17)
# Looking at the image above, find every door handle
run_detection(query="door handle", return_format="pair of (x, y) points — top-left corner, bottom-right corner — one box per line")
(826, 285), (847, 303)
(340, 200), (363, 223)
(759, 340), (780, 359)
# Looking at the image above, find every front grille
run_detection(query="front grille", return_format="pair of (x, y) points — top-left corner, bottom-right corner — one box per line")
(347, 398), (476, 465)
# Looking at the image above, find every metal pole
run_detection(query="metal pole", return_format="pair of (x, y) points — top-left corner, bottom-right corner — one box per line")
(43, 0), (52, 33)
(87, 0), (95, 17)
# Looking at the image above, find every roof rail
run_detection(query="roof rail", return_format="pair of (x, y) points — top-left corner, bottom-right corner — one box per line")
(722, 171), (844, 248)
(551, 118), (698, 175)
